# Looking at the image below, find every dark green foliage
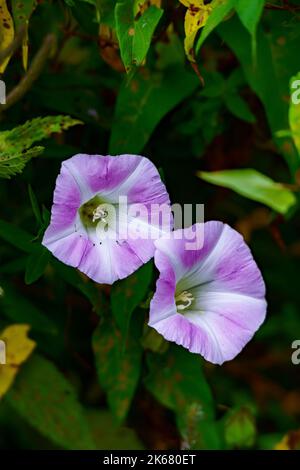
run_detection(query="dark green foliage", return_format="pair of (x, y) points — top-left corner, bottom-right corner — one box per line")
(0, 0), (300, 451)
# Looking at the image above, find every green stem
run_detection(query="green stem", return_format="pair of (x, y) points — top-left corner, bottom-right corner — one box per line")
(0, 34), (56, 112)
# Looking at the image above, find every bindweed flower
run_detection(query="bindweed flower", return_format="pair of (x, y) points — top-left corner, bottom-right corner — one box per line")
(43, 154), (172, 284)
(149, 222), (267, 365)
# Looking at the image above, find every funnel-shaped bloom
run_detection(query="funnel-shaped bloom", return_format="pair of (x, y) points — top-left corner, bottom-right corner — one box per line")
(149, 222), (267, 365)
(43, 154), (172, 284)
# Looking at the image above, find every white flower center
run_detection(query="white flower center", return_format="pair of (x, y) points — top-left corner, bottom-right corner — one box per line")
(175, 290), (194, 312)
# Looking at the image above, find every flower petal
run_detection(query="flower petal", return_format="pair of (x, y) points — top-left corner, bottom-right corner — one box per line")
(154, 221), (223, 281)
(149, 249), (177, 326)
(63, 153), (171, 207)
(44, 231), (90, 268)
(63, 153), (140, 200)
(77, 238), (142, 284)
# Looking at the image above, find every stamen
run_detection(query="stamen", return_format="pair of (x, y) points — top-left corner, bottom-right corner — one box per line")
(92, 206), (108, 223)
(175, 290), (194, 311)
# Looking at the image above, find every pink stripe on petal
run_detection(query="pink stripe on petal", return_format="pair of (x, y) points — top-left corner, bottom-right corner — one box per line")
(53, 164), (82, 208)
(44, 232), (90, 268)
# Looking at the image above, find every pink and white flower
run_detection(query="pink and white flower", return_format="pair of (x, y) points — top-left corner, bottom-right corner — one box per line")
(149, 222), (267, 365)
(43, 153), (172, 284)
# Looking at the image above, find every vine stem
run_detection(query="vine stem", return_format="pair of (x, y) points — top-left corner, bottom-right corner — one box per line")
(265, 1), (300, 10)
(0, 34), (56, 112)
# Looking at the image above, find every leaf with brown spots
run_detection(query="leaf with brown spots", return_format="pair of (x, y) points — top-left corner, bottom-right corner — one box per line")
(111, 261), (152, 337)
(145, 345), (214, 417)
(115, 0), (163, 72)
(6, 354), (95, 449)
(179, 0), (213, 62)
(145, 345), (217, 449)
(0, 115), (82, 179)
(93, 314), (143, 422)
(0, 0), (15, 73)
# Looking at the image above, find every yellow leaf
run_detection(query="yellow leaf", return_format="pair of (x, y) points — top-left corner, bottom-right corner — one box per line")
(12, 1), (38, 71)
(0, 0), (15, 74)
(274, 430), (300, 450)
(179, 0), (193, 7)
(22, 28), (29, 71)
(274, 436), (290, 450)
(0, 324), (36, 399)
(179, 0), (213, 62)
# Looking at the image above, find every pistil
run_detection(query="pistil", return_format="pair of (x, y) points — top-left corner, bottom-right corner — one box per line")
(175, 290), (194, 312)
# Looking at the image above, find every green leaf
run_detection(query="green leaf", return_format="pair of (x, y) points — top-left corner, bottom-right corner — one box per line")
(111, 261), (152, 336)
(93, 315), (143, 422)
(109, 65), (198, 154)
(77, 0), (102, 22)
(156, 25), (185, 70)
(224, 93), (255, 123)
(12, 1), (37, 31)
(115, 1), (163, 72)
(196, 0), (237, 53)
(198, 168), (296, 214)
(235, 0), (265, 59)
(235, 0), (264, 36)
(6, 354), (95, 449)
(145, 345), (214, 418)
(134, 5), (163, 64)
(177, 402), (222, 450)
(224, 406), (256, 449)
(0, 146), (44, 179)
(25, 245), (51, 285)
(0, 116), (82, 179)
(69, 1), (100, 32)
(0, 219), (36, 253)
(0, 115), (82, 153)
(145, 346), (219, 449)
(98, 0), (117, 26)
(115, 1), (132, 72)
(28, 184), (42, 226)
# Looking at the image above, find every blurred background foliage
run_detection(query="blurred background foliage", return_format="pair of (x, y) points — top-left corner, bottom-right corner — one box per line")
(0, 0), (300, 450)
